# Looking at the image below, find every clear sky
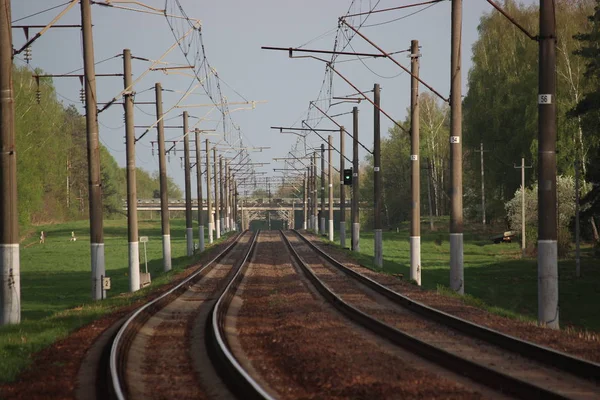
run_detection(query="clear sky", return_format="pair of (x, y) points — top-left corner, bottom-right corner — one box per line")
(11, 0), (537, 198)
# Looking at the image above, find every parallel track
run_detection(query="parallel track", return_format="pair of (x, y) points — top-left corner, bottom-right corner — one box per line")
(106, 230), (270, 400)
(283, 229), (600, 399)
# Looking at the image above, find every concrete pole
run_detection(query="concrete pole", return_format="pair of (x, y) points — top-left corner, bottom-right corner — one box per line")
(480, 142), (486, 225)
(449, 0), (464, 294)
(82, 0), (106, 298)
(339, 126), (346, 248)
(206, 139), (213, 243)
(521, 157), (526, 256)
(183, 112), (193, 256)
(219, 161), (229, 232)
(328, 135), (334, 241)
(352, 106), (360, 252)
(123, 49), (139, 292)
(219, 155), (225, 234)
(410, 42), (421, 285)
(374, 84), (383, 268)
(538, 0), (559, 329)
(155, 83), (171, 272)
(303, 172), (308, 229)
(307, 166), (312, 230)
(0, 0), (20, 324)
(320, 143), (326, 235)
(214, 148), (221, 239)
(313, 152), (318, 233)
(195, 130), (205, 252)
(575, 161), (581, 278)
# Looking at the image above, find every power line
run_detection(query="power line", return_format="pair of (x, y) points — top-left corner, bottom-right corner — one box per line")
(11, 1), (72, 24)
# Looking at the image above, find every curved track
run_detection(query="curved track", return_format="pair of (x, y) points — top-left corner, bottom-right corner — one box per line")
(282, 229), (600, 399)
(105, 230), (271, 400)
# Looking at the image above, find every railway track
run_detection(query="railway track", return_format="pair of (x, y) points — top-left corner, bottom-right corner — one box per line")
(102, 230), (273, 400)
(281, 229), (600, 399)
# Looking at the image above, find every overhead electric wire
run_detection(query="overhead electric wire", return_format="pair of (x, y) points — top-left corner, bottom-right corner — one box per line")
(11, 1), (73, 23)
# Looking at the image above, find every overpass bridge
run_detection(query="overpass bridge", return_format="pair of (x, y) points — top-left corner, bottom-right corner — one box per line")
(125, 198), (351, 228)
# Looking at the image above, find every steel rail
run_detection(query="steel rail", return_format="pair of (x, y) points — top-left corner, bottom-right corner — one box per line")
(109, 230), (248, 400)
(209, 231), (275, 400)
(281, 230), (571, 399)
(291, 229), (600, 382)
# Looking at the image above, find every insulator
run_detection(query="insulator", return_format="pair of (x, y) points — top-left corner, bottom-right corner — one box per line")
(24, 47), (32, 63)
(36, 90), (41, 104)
(167, 154), (171, 163)
(79, 88), (85, 104)
(151, 148), (154, 156)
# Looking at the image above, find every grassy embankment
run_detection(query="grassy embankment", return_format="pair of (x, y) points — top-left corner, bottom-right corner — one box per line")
(323, 219), (600, 333)
(0, 218), (227, 383)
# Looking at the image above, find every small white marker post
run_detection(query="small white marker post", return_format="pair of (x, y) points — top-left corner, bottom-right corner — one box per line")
(139, 236), (151, 287)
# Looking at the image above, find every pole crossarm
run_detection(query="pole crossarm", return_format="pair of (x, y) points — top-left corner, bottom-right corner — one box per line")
(310, 101), (375, 152)
(13, 0), (79, 56)
(338, 19), (449, 104)
(271, 126), (338, 132)
(261, 46), (387, 58)
(342, 0), (444, 18)
(302, 121), (354, 162)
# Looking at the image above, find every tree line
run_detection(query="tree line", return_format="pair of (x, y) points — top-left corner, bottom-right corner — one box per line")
(356, 0), (600, 245)
(14, 65), (182, 227)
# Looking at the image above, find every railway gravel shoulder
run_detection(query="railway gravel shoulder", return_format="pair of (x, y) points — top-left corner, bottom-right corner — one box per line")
(230, 231), (493, 399)
(299, 230), (600, 363)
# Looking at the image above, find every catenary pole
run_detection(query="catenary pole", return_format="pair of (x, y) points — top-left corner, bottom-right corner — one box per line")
(320, 143), (326, 235)
(410, 41), (421, 285)
(449, 0), (464, 294)
(374, 83), (383, 268)
(575, 160), (581, 278)
(82, 0), (106, 298)
(514, 158), (531, 256)
(538, 0), (559, 329)
(123, 49), (139, 292)
(352, 106), (360, 252)
(328, 135), (334, 241)
(0, 0), (20, 324)
(339, 126), (346, 248)
(303, 172), (308, 229)
(313, 152), (318, 232)
(214, 148), (221, 239)
(219, 155), (225, 234)
(155, 83), (171, 271)
(183, 111), (193, 256)
(195, 130), (205, 252)
(206, 139), (213, 243)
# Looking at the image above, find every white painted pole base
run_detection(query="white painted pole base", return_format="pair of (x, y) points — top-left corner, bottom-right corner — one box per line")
(162, 235), (172, 272)
(129, 242), (140, 292)
(410, 236), (421, 286)
(449, 233), (464, 294)
(328, 220), (334, 242)
(91, 243), (106, 300)
(1, 244), (20, 324)
(352, 223), (360, 252)
(199, 225), (205, 252)
(340, 221), (346, 248)
(374, 229), (383, 268)
(303, 221), (307, 230)
(186, 228), (193, 257)
(538, 240), (559, 329)
(208, 222), (214, 244)
(216, 220), (221, 239)
(220, 218), (225, 234)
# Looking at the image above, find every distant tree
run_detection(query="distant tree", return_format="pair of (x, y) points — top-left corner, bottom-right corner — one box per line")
(571, 1), (600, 230)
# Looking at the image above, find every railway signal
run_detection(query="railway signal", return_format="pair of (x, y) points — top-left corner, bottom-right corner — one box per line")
(343, 169), (353, 185)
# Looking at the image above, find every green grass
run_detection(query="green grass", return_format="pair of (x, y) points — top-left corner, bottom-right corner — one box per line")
(321, 221), (600, 333)
(0, 218), (229, 383)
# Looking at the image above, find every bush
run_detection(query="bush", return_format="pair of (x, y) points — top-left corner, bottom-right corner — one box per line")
(505, 175), (578, 257)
